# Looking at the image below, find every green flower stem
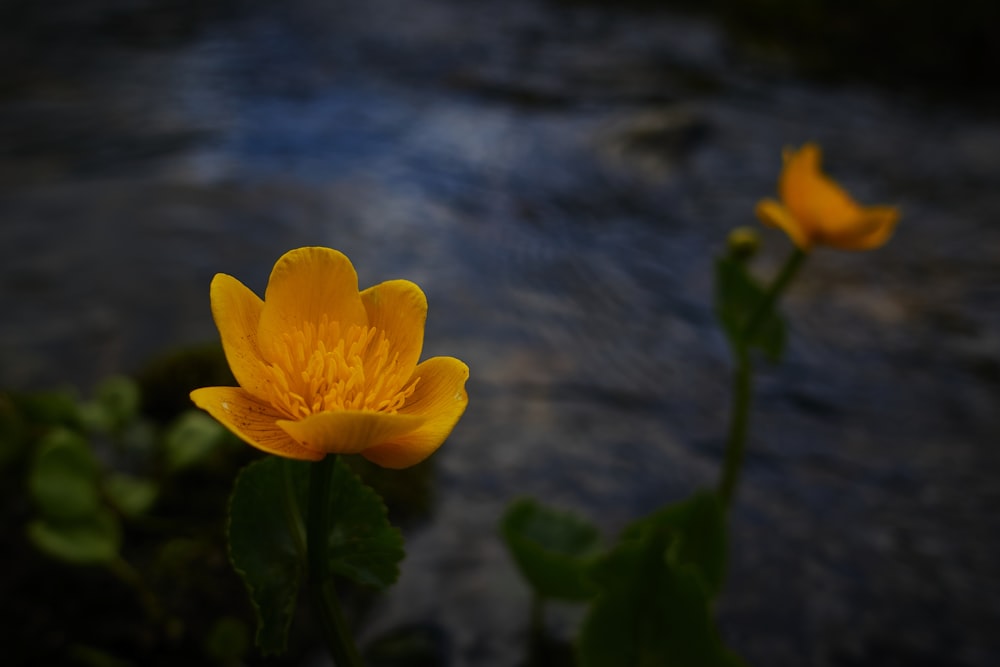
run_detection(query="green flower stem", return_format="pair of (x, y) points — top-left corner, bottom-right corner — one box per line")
(740, 248), (807, 343)
(307, 455), (365, 667)
(718, 248), (807, 507)
(283, 461), (308, 559)
(717, 346), (752, 509)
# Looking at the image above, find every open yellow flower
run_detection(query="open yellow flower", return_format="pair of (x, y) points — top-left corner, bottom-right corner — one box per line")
(190, 247), (469, 469)
(755, 143), (899, 251)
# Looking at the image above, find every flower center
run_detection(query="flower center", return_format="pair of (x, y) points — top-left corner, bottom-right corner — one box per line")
(261, 316), (418, 420)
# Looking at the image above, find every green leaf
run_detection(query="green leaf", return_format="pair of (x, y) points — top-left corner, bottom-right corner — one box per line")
(164, 410), (228, 472)
(9, 390), (81, 428)
(578, 491), (740, 667)
(95, 375), (141, 429)
(501, 498), (603, 601)
(227, 457), (306, 655)
(622, 491), (727, 598)
(29, 428), (102, 520)
(75, 402), (112, 434)
(714, 255), (785, 362)
(227, 456), (404, 655)
(104, 473), (159, 517)
(26, 428), (125, 565)
(76, 376), (141, 434)
(119, 419), (157, 454)
(27, 510), (122, 565)
(326, 458), (405, 589)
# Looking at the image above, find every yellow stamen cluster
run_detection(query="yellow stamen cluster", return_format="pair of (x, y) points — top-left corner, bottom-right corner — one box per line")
(261, 316), (418, 420)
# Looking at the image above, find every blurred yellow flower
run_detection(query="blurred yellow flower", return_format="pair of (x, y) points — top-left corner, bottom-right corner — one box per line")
(755, 143), (899, 251)
(191, 247), (469, 469)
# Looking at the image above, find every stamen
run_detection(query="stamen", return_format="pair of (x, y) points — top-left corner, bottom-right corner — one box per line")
(260, 322), (417, 420)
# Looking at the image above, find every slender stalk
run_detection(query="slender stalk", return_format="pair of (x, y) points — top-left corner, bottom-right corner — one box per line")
(718, 248), (808, 507)
(740, 248), (806, 342)
(282, 460), (308, 559)
(717, 346), (752, 507)
(307, 455), (365, 667)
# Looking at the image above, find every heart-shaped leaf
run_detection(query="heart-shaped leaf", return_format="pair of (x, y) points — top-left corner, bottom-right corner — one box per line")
(578, 491), (741, 667)
(227, 457), (307, 655)
(227, 456), (404, 655)
(27, 510), (122, 565)
(164, 410), (228, 472)
(28, 428), (101, 521)
(104, 473), (159, 517)
(714, 255), (785, 362)
(501, 498), (602, 602)
(325, 459), (404, 589)
(621, 490), (727, 598)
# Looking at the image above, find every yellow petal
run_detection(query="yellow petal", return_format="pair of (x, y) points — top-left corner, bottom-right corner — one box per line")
(257, 247), (368, 362)
(824, 205), (900, 251)
(190, 387), (324, 461)
(362, 356), (469, 469)
(210, 273), (271, 399)
(781, 143), (860, 233)
(277, 410), (426, 455)
(360, 279), (427, 378)
(755, 199), (813, 251)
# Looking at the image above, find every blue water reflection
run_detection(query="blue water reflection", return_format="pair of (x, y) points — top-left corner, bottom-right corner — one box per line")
(1, 1), (998, 665)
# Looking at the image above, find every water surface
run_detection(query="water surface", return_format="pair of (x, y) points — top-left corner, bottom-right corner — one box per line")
(1, 1), (998, 665)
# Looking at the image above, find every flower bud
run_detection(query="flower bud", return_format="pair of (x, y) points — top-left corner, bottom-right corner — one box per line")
(726, 226), (760, 260)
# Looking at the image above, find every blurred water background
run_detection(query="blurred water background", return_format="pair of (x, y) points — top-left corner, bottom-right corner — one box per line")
(2, 0), (999, 665)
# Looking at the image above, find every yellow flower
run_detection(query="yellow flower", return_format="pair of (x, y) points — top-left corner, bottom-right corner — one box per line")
(190, 247), (469, 469)
(755, 143), (899, 251)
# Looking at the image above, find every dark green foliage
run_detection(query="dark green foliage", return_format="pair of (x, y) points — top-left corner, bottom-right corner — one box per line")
(2, 349), (426, 664)
(620, 490), (728, 598)
(93, 375), (142, 433)
(29, 428), (102, 520)
(163, 410), (230, 472)
(344, 455), (436, 527)
(501, 491), (740, 665)
(578, 491), (740, 667)
(325, 460), (405, 589)
(1, 366), (281, 665)
(26, 428), (123, 565)
(226, 458), (308, 655)
(104, 472), (159, 517)
(6, 389), (81, 430)
(27, 510), (123, 566)
(501, 497), (603, 602)
(227, 456), (404, 655)
(714, 255), (785, 362)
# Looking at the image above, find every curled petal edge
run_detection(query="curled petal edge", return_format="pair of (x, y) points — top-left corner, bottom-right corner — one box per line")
(363, 356), (470, 469)
(823, 206), (900, 251)
(190, 387), (324, 461)
(755, 199), (813, 251)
